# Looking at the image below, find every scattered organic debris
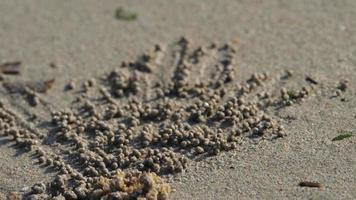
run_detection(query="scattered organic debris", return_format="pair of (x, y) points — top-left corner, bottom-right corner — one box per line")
(305, 75), (318, 85)
(115, 7), (137, 21)
(332, 132), (353, 141)
(298, 181), (321, 188)
(0, 61), (21, 75)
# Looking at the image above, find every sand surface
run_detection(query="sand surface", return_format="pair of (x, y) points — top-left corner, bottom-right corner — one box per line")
(0, 0), (356, 199)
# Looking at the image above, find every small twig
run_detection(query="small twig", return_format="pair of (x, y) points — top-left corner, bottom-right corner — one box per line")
(298, 181), (321, 188)
(305, 75), (318, 85)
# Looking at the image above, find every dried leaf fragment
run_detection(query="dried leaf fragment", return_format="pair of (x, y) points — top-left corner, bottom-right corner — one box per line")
(0, 61), (21, 75)
(332, 133), (353, 141)
(41, 79), (56, 93)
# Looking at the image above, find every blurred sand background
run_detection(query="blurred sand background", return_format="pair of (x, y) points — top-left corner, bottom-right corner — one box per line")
(0, 0), (356, 199)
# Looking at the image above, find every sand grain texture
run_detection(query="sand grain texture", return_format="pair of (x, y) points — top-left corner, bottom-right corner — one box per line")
(0, 0), (356, 199)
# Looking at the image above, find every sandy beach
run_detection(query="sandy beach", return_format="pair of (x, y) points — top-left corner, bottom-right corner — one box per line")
(0, 0), (355, 199)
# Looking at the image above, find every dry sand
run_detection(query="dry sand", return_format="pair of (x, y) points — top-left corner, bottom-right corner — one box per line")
(0, 0), (356, 199)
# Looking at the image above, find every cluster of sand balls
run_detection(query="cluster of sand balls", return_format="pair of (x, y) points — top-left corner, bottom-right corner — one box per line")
(0, 38), (319, 199)
(26, 171), (170, 200)
(0, 105), (42, 150)
(93, 171), (170, 200)
(0, 106), (170, 200)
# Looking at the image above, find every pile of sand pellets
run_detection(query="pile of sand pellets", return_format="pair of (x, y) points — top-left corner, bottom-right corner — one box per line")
(1, 38), (344, 200)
